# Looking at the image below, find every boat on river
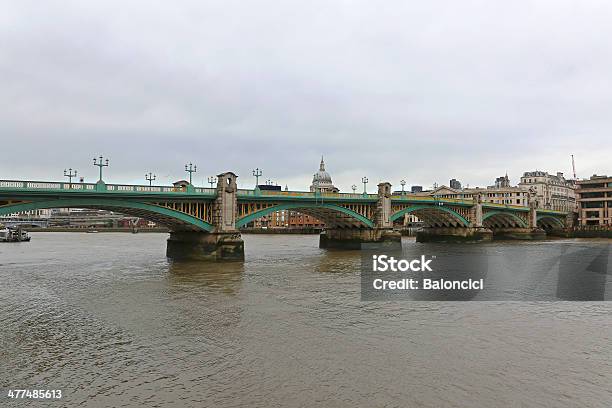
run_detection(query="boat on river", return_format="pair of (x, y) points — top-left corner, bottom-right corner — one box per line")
(0, 225), (31, 242)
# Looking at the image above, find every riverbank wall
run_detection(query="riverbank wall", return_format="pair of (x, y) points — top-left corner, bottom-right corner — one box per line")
(26, 227), (324, 234)
(28, 227), (169, 233)
(239, 228), (322, 235)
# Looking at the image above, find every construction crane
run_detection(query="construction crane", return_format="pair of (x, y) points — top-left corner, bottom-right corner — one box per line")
(571, 154), (577, 180)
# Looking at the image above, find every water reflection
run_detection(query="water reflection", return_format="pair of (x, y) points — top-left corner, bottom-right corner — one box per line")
(167, 260), (244, 296)
(312, 249), (361, 275)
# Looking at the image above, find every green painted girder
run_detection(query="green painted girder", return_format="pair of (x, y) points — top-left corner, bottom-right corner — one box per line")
(390, 205), (470, 227)
(482, 204), (529, 212)
(536, 214), (566, 228)
(0, 198), (214, 232)
(236, 202), (375, 228)
(537, 209), (568, 215)
(482, 210), (528, 228)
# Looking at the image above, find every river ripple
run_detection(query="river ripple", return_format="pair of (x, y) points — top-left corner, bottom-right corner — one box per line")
(1, 233), (611, 407)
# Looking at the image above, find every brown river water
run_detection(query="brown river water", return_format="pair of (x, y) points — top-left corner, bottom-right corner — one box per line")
(1, 233), (611, 407)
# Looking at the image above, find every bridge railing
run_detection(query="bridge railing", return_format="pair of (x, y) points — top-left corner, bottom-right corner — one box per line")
(0, 180), (217, 195)
(104, 184), (216, 194)
(0, 180), (98, 190)
(194, 187), (216, 194)
(320, 192), (378, 199)
(237, 189), (378, 199)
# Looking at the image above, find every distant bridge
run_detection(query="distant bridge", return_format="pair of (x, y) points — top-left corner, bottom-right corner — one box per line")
(0, 218), (49, 228)
(0, 175), (570, 259)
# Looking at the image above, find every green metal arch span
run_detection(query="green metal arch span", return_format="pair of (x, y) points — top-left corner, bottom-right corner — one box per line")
(0, 199), (214, 232)
(482, 211), (528, 228)
(537, 214), (565, 228)
(390, 205), (470, 227)
(236, 203), (375, 228)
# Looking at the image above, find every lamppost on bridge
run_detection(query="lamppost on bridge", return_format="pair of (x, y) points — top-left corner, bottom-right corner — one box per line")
(362, 177), (369, 195)
(208, 176), (217, 188)
(351, 184), (357, 193)
(145, 172), (156, 186)
(400, 180), (406, 195)
(252, 168), (262, 187)
(93, 156), (109, 183)
(64, 168), (77, 188)
(185, 163), (197, 185)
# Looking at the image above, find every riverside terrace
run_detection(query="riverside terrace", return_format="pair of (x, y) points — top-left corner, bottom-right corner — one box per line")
(0, 173), (570, 260)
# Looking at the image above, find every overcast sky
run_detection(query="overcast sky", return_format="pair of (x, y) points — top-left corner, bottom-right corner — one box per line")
(1, 0), (610, 191)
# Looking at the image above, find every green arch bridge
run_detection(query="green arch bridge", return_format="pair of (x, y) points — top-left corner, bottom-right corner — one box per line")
(0, 173), (570, 260)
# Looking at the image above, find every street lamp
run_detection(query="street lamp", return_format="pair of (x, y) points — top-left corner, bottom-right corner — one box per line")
(185, 163), (197, 185)
(362, 177), (369, 194)
(351, 184), (357, 193)
(145, 172), (156, 186)
(208, 176), (217, 188)
(93, 155), (109, 182)
(64, 168), (77, 187)
(400, 179), (406, 195)
(252, 168), (262, 187)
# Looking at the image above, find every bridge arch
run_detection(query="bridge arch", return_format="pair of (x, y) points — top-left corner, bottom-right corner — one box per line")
(482, 211), (528, 228)
(390, 205), (470, 227)
(236, 202), (375, 228)
(537, 214), (565, 230)
(0, 199), (214, 232)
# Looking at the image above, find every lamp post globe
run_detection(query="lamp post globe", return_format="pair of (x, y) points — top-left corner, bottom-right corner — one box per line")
(361, 177), (369, 194)
(184, 163), (197, 185)
(93, 155), (109, 183)
(64, 168), (77, 187)
(252, 168), (262, 188)
(208, 176), (217, 188)
(145, 172), (156, 186)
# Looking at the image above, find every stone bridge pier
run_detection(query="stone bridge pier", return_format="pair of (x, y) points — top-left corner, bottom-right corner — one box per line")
(319, 182), (401, 249)
(166, 172), (244, 261)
